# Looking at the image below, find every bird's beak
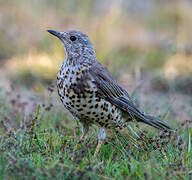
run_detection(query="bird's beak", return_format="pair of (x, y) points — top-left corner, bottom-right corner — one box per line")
(47, 30), (62, 39)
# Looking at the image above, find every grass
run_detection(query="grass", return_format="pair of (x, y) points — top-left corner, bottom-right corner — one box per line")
(0, 88), (191, 180)
(0, 0), (192, 179)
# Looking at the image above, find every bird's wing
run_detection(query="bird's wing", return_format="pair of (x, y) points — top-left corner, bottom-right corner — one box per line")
(89, 63), (144, 115)
(89, 62), (172, 130)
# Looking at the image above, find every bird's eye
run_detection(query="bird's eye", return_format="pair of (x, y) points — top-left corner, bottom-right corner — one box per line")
(70, 36), (76, 41)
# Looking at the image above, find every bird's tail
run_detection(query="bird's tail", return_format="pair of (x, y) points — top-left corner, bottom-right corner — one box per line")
(137, 114), (172, 130)
(107, 96), (172, 130)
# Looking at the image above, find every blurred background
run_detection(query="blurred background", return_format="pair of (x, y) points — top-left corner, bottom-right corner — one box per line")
(0, 0), (192, 124)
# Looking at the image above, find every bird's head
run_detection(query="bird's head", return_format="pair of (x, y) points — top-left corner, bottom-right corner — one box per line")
(47, 30), (96, 62)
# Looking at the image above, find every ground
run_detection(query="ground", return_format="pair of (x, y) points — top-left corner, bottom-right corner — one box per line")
(0, 78), (191, 179)
(0, 0), (192, 179)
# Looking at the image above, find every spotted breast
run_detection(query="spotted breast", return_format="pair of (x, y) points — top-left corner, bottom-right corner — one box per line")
(57, 62), (123, 128)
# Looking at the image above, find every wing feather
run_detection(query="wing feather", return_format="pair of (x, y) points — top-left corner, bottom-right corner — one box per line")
(89, 62), (172, 130)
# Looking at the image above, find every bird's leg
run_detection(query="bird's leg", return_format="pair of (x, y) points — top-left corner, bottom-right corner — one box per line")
(70, 124), (89, 160)
(94, 140), (103, 157)
(74, 124), (89, 151)
(74, 133), (86, 151)
(127, 124), (140, 138)
(94, 127), (106, 157)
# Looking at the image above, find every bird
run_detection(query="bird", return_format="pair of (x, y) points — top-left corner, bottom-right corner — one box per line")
(47, 29), (172, 157)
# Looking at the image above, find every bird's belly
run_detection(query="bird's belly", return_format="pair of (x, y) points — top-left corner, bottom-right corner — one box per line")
(57, 76), (123, 128)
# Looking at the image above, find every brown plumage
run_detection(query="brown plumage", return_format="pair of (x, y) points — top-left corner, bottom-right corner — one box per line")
(89, 63), (171, 130)
(48, 29), (172, 157)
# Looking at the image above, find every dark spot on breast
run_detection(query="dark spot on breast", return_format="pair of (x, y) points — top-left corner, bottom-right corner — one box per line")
(66, 106), (71, 110)
(86, 90), (93, 94)
(88, 100), (92, 103)
(66, 71), (69, 75)
(76, 77), (80, 81)
(82, 94), (86, 98)
(69, 95), (75, 100)
(95, 104), (98, 108)
(58, 80), (63, 88)
(96, 98), (100, 102)
(67, 89), (70, 94)
(104, 124), (108, 128)
(104, 102), (108, 108)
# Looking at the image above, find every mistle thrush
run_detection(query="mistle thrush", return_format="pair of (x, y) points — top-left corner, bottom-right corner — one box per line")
(47, 30), (172, 157)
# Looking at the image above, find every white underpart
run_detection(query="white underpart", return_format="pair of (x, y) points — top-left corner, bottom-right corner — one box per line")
(98, 128), (106, 141)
